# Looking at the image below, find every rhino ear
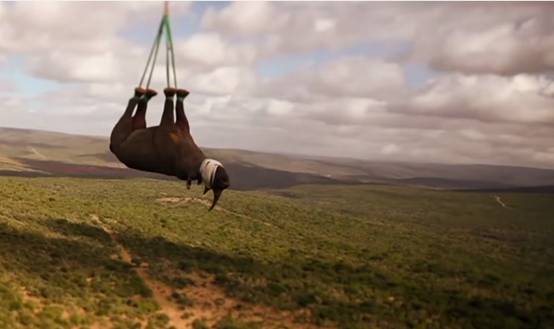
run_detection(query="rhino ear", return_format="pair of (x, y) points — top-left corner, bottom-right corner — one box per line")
(203, 186), (210, 195)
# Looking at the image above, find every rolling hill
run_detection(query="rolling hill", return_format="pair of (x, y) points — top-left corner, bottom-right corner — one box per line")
(1, 127), (553, 328)
(0, 177), (552, 328)
(1, 127), (554, 191)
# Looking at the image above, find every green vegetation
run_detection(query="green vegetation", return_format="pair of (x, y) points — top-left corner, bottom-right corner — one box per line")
(192, 319), (209, 329)
(0, 177), (552, 328)
(215, 316), (260, 329)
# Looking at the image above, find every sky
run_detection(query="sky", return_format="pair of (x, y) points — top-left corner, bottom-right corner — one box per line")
(0, 2), (553, 169)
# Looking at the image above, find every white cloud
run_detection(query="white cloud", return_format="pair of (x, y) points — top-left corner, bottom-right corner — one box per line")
(203, 2), (287, 35)
(176, 32), (257, 68)
(1, 2), (554, 170)
(188, 66), (257, 95)
(204, 2), (554, 76)
(258, 57), (407, 103)
(427, 17), (554, 75)
(266, 99), (294, 116)
(381, 144), (400, 155)
(402, 73), (554, 124)
(533, 148), (554, 163)
(202, 2), (401, 56)
(30, 51), (121, 83)
(314, 18), (336, 33)
(458, 129), (486, 141)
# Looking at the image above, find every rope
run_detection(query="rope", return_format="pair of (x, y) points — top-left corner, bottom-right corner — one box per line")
(138, 1), (178, 90)
(139, 16), (165, 89)
(165, 16), (170, 88)
(146, 25), (162, 90)
(165, 15), (178, 88)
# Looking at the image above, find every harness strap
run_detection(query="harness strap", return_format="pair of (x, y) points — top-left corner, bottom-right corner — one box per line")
(165, 14), (178, 88)
(139, 16), (165, 89)
(138, 1), (178, 90)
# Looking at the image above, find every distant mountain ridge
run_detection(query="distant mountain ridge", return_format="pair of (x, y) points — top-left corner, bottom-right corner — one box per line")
(1, 127), (554, 191)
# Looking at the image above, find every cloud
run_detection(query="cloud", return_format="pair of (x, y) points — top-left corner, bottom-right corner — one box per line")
(425, 14), (554, 75)
(1, 2), (554, 170)
(406, 3), (554, 75)
(203, 2), (554, 76)
(176, 33), (257, 68)
(202, 2), (286, 36)
(381, 143), (400, 155)
(0, 3), (161, 52)
(202, 2), (408, 57)
(256, 56), (407, 103)
(30, 51), (123, 83)
(398, 73), (554, 125)
(0, 2), (191, 85)
(309, 57), (407, 99)
(0, 77), (16, 92)
(187, 66), (258, 95)
(314, 18), (336, 33)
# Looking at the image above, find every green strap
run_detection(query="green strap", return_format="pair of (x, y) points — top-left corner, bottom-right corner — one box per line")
(139, 16), (165, 89)
(165, 16), (170, 88)
(164, 15), (178, 88)
(146, 23), (163, 90)
(138, 3), (178, 90)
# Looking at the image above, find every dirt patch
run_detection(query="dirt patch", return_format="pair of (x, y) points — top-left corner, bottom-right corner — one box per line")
(155, 197), (269, 225)
(178, 272), (321, 329)
(494, 195), (509, 208)
(101, 225), (188, 329)
(156, 197), (214, 208)
(99, 223), (323, 328)
(29, 147), (48, 160)
(139, 267), (187, 329)
(20, 287), (44, 313)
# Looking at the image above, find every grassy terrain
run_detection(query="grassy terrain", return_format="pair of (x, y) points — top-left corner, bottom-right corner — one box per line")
(0, 177), (552, 328)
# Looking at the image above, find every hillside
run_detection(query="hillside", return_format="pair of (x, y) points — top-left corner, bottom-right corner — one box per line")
(0, 177), (552, 328)
(1, 127), (554, 190)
